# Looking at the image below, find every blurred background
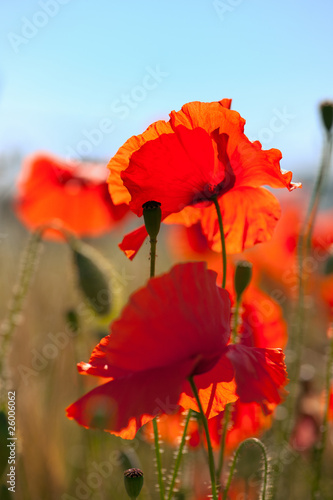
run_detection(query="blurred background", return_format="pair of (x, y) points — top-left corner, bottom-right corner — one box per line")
(1, 1), (333, 499)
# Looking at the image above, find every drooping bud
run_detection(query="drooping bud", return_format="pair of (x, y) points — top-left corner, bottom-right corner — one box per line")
(71, 242), (111, 316)
(234, 261), (253, 301)
(142, 201), (161, 240)
(320, 101), (333, 133)
(124, 468), (144, 499)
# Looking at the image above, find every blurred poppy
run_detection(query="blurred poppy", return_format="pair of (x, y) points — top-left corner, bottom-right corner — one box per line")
(67, 262), (288, 438)
(107, 99), (300, 259)
(14, 152), (129, 239)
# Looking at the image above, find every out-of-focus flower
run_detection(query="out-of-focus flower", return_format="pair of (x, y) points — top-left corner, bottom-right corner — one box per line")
(14, 152), (129, 239)
(107, 99), (300, 259)
(66, 263), (288, 438)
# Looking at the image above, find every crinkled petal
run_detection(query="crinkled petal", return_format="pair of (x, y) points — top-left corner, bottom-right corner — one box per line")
(225, 344), (288, 414)
(122, 126), (218, 217)
(107, 120), (173, 205)
(179, 356), (237, 418)
(201, 186), (281, 254)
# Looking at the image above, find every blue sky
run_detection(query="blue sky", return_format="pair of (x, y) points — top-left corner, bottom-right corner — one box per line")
(1, 0), (333, 179)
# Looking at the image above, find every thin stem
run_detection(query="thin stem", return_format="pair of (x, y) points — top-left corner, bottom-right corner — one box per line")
(223, 438), (268, 500)
(149, 237), (164, 500)
(153, 418), (165, 500)
(216, 403), (231, 484)
(150, 238), (157, 279)
(212, 196), (227, 288)
(167, 410), (192, 500)
(189, 376), (217, 500)
(0, 230), (43, 396)
(311, 329), (333, 499)
(272, 128), (333, 500)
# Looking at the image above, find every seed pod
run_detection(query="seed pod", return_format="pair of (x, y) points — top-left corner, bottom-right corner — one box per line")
(142, 201), (162, 240)
(124, 468), (144, 499)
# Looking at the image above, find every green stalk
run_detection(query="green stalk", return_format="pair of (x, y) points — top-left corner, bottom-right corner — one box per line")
(216, 296), (240, 482)
(223, 438), (269, 500)
(212, 196), (227, 288)
(150, 238), (157, 279)
(148, 237), (165, 500)
(311, 331), (333, 499)
(167, 410), (192, 500)
(153, 418), (165, 500)
(189, 376), (217, 500)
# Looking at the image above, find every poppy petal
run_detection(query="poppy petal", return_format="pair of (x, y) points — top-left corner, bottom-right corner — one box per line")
(78, 262), (231, 378)
(201, 187), (281, 253)
(67, 358), (197, 439)
(225, 344), (288, 414)
(118, 225), (149, 260)
(107, 120), (173, 205)
(121, 126), (218, 218)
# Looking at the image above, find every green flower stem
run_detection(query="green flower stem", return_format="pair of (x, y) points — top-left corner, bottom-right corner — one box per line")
(148, 237), (165, 500)
(189, 376), (218, 500)
(150, 238), (157, 279)
(216, 403), (231, 485)
(212, 196), (227, 289)
(167, 410), (192, 500)
(311, 331), (333, 499)
(223, 438), (268, 500)
(0, 230), (43, 398)
(153, 418), (165, 500)
(216, 297), (240, 483)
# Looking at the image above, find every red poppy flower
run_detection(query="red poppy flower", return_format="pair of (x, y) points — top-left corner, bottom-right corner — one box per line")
(14, 152), (129, 239)
(107, 99), (300, 259)
(66, 262), (288, 438)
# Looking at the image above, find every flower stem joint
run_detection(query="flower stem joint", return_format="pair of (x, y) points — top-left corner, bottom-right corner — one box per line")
(142, 201), (162, 240)
(124, 468), (144, 500)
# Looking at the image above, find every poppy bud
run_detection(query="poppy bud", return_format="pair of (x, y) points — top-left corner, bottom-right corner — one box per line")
(324, 255), (333, 275)
(142, 201), (162, 240)
(71, 242), (111, 316)
(65, 309), (79, 333)
(320, 101), (333, 133)
(234, 261), (253, 300)
(124, 468), (144, 499)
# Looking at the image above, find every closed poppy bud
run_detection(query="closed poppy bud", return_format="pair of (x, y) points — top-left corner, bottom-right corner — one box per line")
(142, 201), (162, 240)
(71, 242), (111, 316)
(234, 261), (253, 300)
(124, 468), (144, 499)
(65, 309), (79, 333)
(320, 101), (333, 133)
(324, 255), (333, 275)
